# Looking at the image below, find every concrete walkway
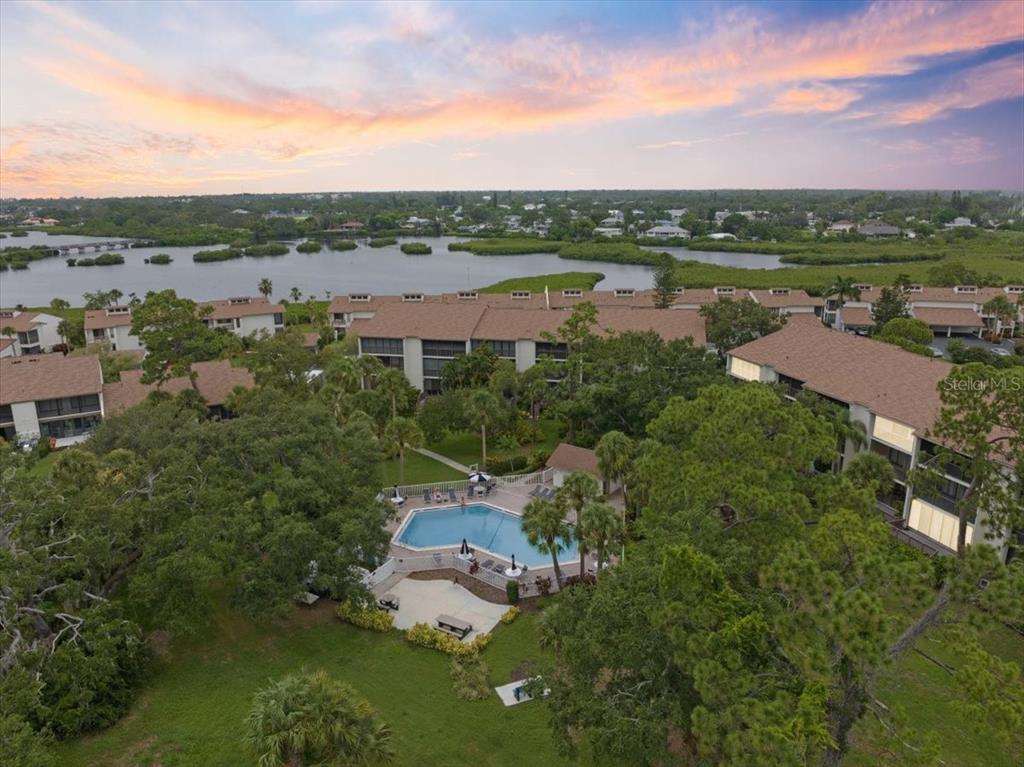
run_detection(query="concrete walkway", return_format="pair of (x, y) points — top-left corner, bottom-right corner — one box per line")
(413, 447), (473, 474)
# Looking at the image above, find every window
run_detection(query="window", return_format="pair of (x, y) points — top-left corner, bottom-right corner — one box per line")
(0, 404), (12, 423)
(954, 285), (977, 294)
(422, 340), (466, 358)
(918, 478), (970, 516)
(535, 341), (568, 361)
(422, 357), (449, 378)
(457, 291), (478, 300)
(35, 394), (101, 419)
(769, 288), (790, 296)
(17, 330), (40, 346)
(228, 296), (252, 305)
(106, 306), (130, 315)
(349, 294), (371, 302)
(273, 313), (284, 325)
(871, 440), (911, 482)
(423, 377), (443, 395)
(561, 289), (582, 297)
(614, 288), (635, 297)
(777, 373), (804, 398)
(511, 291), (531, 300)
(402, 293), (424, 302)
(471, 339), (516, 359)
(714, 286), (735, 296)
(361, 337), (403, 355)
(39, 415), (100, 439)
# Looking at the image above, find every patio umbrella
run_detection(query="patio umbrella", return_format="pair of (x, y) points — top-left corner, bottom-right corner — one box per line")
(460, 539), (470, 556)
(467, 471), (491, 483)
(511, 554), (517, 570)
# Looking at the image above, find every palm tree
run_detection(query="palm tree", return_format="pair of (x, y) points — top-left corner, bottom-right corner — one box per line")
(580, 500), (623, 577)
(357, 354), (385, 389)
(595, 430), (635, 501)
(108, 288), (123, 306)
(556, 472), (600, 577)
(246, 670), (392, 767)
(377, 368), (409, 420)
(826, 276), (862, 326)
(289, 286), (302, 303)
(258, 278), (273, 299)
(383, 416), (423, 486)
(522, 496), (570, 589)
(323, 355), (361, 394)
(464, 388), (500, 470)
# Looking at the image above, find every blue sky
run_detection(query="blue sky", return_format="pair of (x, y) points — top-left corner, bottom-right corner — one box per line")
(1, 0), (1021, 197)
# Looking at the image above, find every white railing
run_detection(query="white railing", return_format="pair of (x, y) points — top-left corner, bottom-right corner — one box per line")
(384, 469), (553, 500)
(391, 551), (554, 596)
(361, 557), (397, 588)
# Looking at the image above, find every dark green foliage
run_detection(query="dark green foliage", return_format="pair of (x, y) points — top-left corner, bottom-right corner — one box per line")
(243, 243), (289, 257)
(67, 253), (124, 267)
(328, 239), (358, 251)
(506, 580), (519, 604)
(400, 242), (432, 255)
(368, 237), (398, 247)
(449, 238), (563, 255)
(296, 240), (322, 252)
(146, 253), (173, 264)
(699, 297), (784, 355)
(192, 248), (243, 262)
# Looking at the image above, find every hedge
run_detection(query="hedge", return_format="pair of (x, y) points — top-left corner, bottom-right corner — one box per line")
(500, 606), (520, 624)
(405, 623), (492, 656)
(336, 601), (394, 632)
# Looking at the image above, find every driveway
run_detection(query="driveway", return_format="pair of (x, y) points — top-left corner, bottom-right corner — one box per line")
(930, 333), (1015, 358)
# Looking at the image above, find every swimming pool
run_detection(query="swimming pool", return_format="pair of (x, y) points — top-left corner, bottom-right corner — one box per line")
(395, 503), (578, 568)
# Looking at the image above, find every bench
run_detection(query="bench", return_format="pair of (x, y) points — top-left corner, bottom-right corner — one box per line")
(435, 613), (473, 639)
(377, 593), (400, 611)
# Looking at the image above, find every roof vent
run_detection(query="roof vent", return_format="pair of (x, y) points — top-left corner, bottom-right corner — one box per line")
(348, 294), (371, 302)
(511, 291), (531, 300)
(402, 293), (424, 302)
(614, 288), (635, 298)
(672, 287), (685, 295)
(907, 284), (924, 293)
(954, 285), (977, 294)
(0, 311), (15, 319)
(562, 289), (583, 297)
(853, 284), (873, 291)
(768, 288), (790, 296)
(1005, 285), (1024, 294)
(714, 286), (735, 296)
(457, 291), (478, 300)
(228, 296), (252, 305)
(106, 306), (130, 315)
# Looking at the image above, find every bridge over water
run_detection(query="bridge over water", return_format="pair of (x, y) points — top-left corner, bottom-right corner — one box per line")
(40, 240), (157, 256)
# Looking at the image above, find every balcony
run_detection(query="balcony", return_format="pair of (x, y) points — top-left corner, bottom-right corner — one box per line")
(877, 501), (955, 557)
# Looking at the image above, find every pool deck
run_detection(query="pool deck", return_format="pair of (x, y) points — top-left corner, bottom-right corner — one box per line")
(385, 484), (599, 588)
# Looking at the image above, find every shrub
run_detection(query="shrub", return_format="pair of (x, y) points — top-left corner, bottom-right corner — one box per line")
(405, 623), (490, 656)
(146, 253), (173, 265)
(500, 606), (520, 624)
(449, 655), (491, 701)
(336, 601), (393, 632)
(505, 580), (520, 605)
(400, 242), (432, 255)
(449, 238), (562, 255)
(244, 243), (289, 257)
(68, 253), (124, 267)
(328, 239), (357, 251)
(296, 240), (322, 253)
(193, 248), (243, 263)
(533, 576), (552, 597)
(369, 237), (398, 247)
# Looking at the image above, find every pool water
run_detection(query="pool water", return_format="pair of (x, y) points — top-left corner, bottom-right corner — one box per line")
(396, 503), (578, 567)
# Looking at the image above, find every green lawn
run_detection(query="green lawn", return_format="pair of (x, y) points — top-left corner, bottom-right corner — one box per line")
(479, 272), (606, 293)
(58, 606), (573, 767)
(428, 420), (564, 471)
(382, 451), (465, 486)
(846, 622), (1024, 767)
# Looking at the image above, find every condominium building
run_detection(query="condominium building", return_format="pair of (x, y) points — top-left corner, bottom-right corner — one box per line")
(837, 284), (1023, 338)
(0, 310), (63, 355)
(726, 317), (1018, 560)
(84, 306), (143, 350)
(329, 287), (823, 334)
(0, 354), (105, 446)
(84, 296), (286, 352)
(353, 301), (707, 394)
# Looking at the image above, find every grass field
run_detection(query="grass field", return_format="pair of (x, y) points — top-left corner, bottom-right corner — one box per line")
(479, 272), (605, 293)
(428, 420), (564, 471)
(382, 451), (465, 486)
(57, 604), (573, 767)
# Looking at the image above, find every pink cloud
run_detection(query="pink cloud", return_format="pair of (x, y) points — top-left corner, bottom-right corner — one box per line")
(888, 54), (1024, 124)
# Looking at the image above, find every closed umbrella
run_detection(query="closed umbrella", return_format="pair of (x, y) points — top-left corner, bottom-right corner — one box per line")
(467, 471), (491, 484)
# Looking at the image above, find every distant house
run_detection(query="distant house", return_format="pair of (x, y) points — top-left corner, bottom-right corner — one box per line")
(84, 306), (143, 351)
(707, 232), (737, 241)
(593, 226), (624, 237)
(946, 216), (975, 229)
(338, 221), (365, 231)
(828, 219), (856, 233)
(19, 217), (59, 226)
(858, 219), (901, 238)
(646, 224), (691, 239)
(667, 208), (687, 222)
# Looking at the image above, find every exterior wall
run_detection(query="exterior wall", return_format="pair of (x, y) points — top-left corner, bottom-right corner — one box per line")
(237, 314), (282, 337)
(111, 326), (143, 351)
(11, 401), (39, 438)
(728, 356), (764, 382)
(403, 337), (424, 391)
(34, 315), (63, 351)
(0, 343), (14, 359)
(908, 497), (973, 550)
(515, 339), (537, 372)
(872, 415), (916, 453)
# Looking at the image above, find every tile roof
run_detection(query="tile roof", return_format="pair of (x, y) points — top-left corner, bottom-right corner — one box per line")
(728, 320), (954, 434)
(840, 306), (874, 327)
(0, 311), (49, 332)
(102, 359), (254, 414)
(0, 354), (104, 405)
(546, 443), (601, 477)
(84, 308), (133, 330)
(911, 307), (983, 328)
(199, 297), (285, 320)
(749, 289), (825, 309)
(854, 287), (1008, 305)
(0, 338), (13, 352)
(352, 302), (707, 345)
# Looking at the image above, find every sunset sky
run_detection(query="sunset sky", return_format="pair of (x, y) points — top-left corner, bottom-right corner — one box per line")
(1, 0), (1022, 198)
